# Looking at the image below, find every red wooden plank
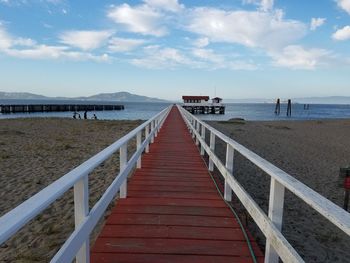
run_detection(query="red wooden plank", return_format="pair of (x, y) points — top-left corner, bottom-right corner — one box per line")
(105, 214), (239, 228)
(130, 180), (214, 187)
(91, 253), (259, 263)
(118, 197), (226, 208)
(128, 190), (220, 200)
(99, 225), (244, 240)
(92, 238), (251, 256)
(128, 184), (217, 193)
(112, 205), (233, 217)
(132, 176), (210, 182)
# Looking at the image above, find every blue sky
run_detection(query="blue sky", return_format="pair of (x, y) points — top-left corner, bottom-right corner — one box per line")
(0, 0), (350, 100)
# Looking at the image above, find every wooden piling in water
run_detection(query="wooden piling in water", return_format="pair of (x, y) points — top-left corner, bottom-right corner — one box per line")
(287, 99), (292, 117)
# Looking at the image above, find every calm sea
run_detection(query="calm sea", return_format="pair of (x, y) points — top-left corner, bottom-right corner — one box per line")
(0, 100), (350, 121)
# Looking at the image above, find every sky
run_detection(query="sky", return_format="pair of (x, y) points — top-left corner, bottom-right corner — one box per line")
(0, 0), (350, 100)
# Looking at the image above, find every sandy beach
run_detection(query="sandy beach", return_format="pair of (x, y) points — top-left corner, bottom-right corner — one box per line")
(209, 119), (350, 262)
(0, 118), (142, 262)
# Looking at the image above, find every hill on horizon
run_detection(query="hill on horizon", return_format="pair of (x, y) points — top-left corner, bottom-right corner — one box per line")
(0, 91), (169, 103)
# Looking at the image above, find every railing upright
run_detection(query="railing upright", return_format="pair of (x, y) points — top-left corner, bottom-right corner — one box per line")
(265, 179), (286, 263)
(136, 131), (142, 168)
(200, 124), (205, 155)
(209, 132), (215, 171)
(151, 121), (155, 143)
(74, 176), (89, 263)
(145, 124), (150, 153)
(224, 145), (234, 202)
(155, 120), (158, 137)
(195, 121), (200, 145)
(119, 143), (127, 198)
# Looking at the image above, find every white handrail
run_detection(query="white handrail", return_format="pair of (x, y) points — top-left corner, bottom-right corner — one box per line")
(0, 105), (171, 262)
(177, 105), (350, 263)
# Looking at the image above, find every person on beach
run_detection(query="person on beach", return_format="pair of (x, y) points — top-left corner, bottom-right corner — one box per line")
(84, 111), (88, 119)
(73, 112), (77, 119)
(92, 114), (97, 120)
(78, 113), (81, 119)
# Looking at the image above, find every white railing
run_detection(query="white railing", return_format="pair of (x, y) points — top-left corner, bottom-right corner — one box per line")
(0, 105), (171, 263)
(177, 105), (350, 263)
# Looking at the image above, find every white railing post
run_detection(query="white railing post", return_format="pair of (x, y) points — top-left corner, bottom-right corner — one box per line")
(265, 178), (285, 263)
(200, 125), (205, 155)
(74, 176), (89, 263)
(151, 120), (155, 143)
(209, 131), (215, 171)
(195, 121), (200, 146)
(145, 124), (150, 153)
(119, 143), (127, 198)
(224, 144), (234, 201)
(192, 120), (196, 139)
(155, 120), (158, 137)
(136, 131), (142, 168)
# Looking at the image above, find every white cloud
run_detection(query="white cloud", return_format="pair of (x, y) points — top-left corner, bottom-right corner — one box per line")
(0, 24), (110, 62)
(0, 25), (12, 50)
(108, 37), (146, 52)
(143, 0), (184, 12)
(336, 0), (350, 15)
(185, 7), (306, 51)
(107, 3), (167, 37)
(0, 24), (36, 49)
(332, 25), (350, 40)
(192, 48), (222, 64)
(243, 0), (274, 11)
(59, 30), (113, 50)
(192, 37), (209, 48)
(270, 45), (332, 69)
(310, 17), (326, 31)
(192, 48), (257, 70)
(4, 45), (110, 62)
(131, 45), (195, 68)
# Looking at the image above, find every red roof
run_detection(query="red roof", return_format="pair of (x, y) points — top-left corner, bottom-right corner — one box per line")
(182, 96), (209, 100)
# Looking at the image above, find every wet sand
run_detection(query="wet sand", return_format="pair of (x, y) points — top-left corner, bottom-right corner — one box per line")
(209, 119), (350, 262)
(0, 118), (142, 262)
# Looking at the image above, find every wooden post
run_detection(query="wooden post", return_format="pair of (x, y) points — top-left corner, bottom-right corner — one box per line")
(74, 176), (89, 263)
(151, 120), (155, 143)
(145, 124), (150, 153)
(136, 131), (142, 168)
(195, 121), (200, 146)
(209, 132), (215, 171)
(287, 99), (292, 117)
(265, 178), (285, 263)
(224, 145), (234, 201)
(119, 144), (127, 198)
(200, 125), (205, 155)
(274, 98), (280, 115)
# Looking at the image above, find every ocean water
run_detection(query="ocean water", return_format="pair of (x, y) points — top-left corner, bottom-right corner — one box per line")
(1, 100), (350, 121)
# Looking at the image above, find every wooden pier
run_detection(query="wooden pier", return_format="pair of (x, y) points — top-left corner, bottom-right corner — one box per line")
(91, 107), (262, 262)
(0, 104), (124, 114)
(182, 105), (225, 114)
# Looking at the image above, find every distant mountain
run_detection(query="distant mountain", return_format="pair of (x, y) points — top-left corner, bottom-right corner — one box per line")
(0, 91), (168, 103)
(0, 91), (49, 100)
(83, 92), (167, 102)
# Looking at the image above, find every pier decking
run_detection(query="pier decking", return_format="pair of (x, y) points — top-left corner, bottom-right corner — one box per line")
(91, 107), (263, 262)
